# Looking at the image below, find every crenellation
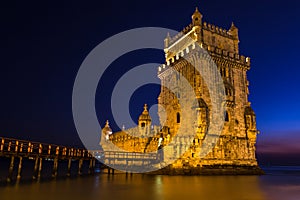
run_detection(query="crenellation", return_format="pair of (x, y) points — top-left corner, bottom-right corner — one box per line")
(160, 41), (250, 77)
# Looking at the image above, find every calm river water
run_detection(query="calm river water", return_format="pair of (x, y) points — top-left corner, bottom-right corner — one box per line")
(0, 166), (300, 200)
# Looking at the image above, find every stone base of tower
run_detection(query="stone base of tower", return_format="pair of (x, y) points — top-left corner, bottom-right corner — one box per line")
(148, 164), (264, 175)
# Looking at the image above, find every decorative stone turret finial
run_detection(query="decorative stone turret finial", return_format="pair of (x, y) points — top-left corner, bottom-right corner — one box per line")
(105, 120), (110, 127)
(230, 22), (237, 29)
(192, 7), (202, 26)
(167, 32), (170, 38)
(164, 32), (171, 48)
(143, 104), (148, 112)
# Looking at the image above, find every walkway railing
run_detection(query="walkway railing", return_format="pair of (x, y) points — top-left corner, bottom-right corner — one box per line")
(90, 150), (162, 173)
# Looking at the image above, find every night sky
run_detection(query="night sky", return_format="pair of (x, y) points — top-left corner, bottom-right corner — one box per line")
(1, 0), (300, 165)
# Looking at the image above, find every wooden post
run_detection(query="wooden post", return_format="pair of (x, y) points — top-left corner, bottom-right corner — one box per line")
(88, 159), (93, 174)
(7, 156), (15, 183)
(67, 158), (72, 176)
(1, 138), (4, 152)
(37, 157), (43, 180)
(92, 158), (96, 170)
(17, 156), (23, 180)
(78, 159), (83, 175)
(52, 158), (58, 178)
(33, 156), (39, 180)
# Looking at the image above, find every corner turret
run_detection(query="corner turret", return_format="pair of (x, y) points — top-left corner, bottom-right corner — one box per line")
(138, 104), (152, 136)
(228, 22), (239, 53)
(164, 32), (171, 49)
(101, 120), (112, 142)
(228, 22), (239, 39)
(192, 7), (202, 26)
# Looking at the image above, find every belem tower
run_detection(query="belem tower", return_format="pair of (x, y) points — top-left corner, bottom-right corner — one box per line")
(100, 7), (263, 175)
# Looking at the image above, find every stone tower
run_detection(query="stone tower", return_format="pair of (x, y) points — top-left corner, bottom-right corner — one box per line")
(101, 7), (262, 175)
(157, 7), (260, 172)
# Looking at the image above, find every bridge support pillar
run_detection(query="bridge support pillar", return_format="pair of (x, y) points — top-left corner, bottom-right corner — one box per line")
(37, 157), (43, 180)
(7, 156), (15, 183)
(52, 158), (58, 178)
(17, 156), (23, 180)
(78, 159), (83, 175)
(88, 159), (93, 174)
(33, 156), (39, 180)
(67, 158), (72, 176)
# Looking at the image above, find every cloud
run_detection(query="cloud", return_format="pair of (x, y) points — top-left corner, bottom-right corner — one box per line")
(256, 130), (300, 154)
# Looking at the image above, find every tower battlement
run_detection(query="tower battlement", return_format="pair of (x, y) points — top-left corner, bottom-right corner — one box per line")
(167, 21), (236, 48)
(165, 8), (241, 64)
(158, 43), (250, 76)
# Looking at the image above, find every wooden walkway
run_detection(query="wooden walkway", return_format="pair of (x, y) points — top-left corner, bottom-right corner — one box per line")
(0, 137), (163, 182)
(0, 137), (95, 183)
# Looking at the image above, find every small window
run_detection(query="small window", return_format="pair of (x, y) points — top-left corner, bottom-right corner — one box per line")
(225, 111), (229, 122)
(176, 112), (180, 123)
(212, 36), (216, 44)
(141, 122), (145, 127)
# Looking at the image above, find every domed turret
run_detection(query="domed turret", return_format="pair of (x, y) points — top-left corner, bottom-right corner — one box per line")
(192, 7), (202, 26)
(102, 120), (112, 141)
(138, 104), (152, 136)
(138, 104), (152, 125)
(228, 22), (239, 39)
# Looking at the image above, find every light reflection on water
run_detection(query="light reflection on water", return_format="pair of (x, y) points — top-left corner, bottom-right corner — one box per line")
(0, 172), (300, 200)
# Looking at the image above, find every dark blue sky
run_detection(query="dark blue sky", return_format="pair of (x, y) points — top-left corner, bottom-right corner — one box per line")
(1, 0), (299, 164)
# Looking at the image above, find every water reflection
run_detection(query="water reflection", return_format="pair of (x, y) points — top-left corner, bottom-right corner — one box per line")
(1, 173), (300, 200)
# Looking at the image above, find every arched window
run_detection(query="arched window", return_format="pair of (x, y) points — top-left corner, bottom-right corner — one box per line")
(225, 111), (229, 122)
(176, 112), (180, 123)
(141, 122), (145, 127)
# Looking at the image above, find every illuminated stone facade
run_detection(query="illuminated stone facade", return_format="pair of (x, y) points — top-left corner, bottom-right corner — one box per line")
(101, 8), (262, 174)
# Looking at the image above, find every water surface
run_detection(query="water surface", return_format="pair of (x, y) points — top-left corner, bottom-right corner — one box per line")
(1, 167), (300, 200)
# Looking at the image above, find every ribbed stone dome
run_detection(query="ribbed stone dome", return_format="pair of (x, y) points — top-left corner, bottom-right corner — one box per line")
(138, 104), (152, 121)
